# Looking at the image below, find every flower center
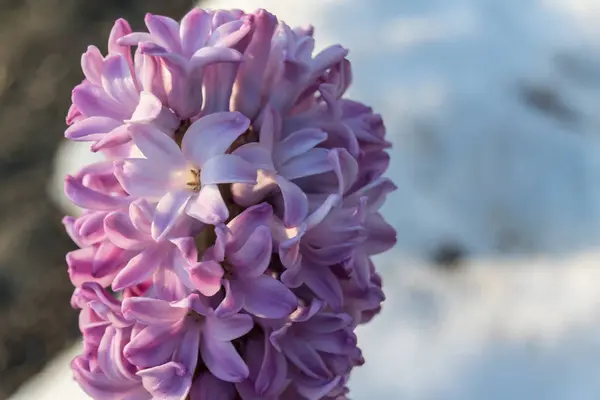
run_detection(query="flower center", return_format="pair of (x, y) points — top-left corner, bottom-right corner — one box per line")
(185, 169), (201, 191)
(174, 119), (191, 147)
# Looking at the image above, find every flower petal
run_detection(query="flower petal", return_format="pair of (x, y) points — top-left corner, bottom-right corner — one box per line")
(275, 176), (308, 228)
(186, 185), (228, 225)
(122, 297), (185, 325)
(111, 244), (164, 291)
(81, 45), (104, 86)
(226, 203), (273, 250)
(104, 211), (148, 250)
(200, 154), (257, 185)
(65, 175), (129, 211)
(126, 91), (180, 133)
(138, 361), (191, 400)
(214, 280), (245, 318)
(129, 124), (186, 168)
(228, 226), (272, 278)
(72, 83), (129, 120)
(273, 128), (327, 166)
(152, 190), (193, 241)
(65, 116), (122, 142)
(190, 372), (237, 400)
(189, 260), (224, 297)
(102, 54), (139, 110)
(242, 275), (298, 319)
(278, 338), (331, 379)
(201, 336), (249, 383)
(205, 313), (253, 342)
(180, 8), (212, 57)
(181, 112), (249, 167)
(279, 148), (333, 180)
(145, 13), (182, 53)
(114, 159), (174, 198)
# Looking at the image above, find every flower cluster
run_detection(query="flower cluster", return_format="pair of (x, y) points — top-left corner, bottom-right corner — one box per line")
(64, 8), (395, 400)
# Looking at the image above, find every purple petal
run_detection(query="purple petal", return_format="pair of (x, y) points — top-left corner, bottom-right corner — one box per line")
(122, 297), (186, 325)
(226, 203), (273, 250)
(65, 116), (122, 142)
(205, 313), (253, 342)
(200, 154), (257, 185)
(279, 339), (331, 379)
(279, 148), (333, 180)
(189, 260), (224, 297)
(275, 176), (308, 228)
(214, 280), (245, 318)
(302, 265), (344, 311)
(228, 226), (272, 278)
(129, 124), (186, 168)
(101, 55), (139, 111)
(242, 275), (298, 319)
(180, 8), (212, 57)
(181, 112), (249, 167)
(111, 244), (164, 290)
(104, 211), (148, 250)
(108, 19), (134, 61)
(113, 159), (174, 198)
(144, 13), (182, 53)
(173, 323), (202, 381)
(68, 248), (114, 288)
(129, 199), (153, 233)
(201, 336), (249, 383)
(118, 32), (156, 46)
(295, 375), (343, 400)
(206, 19), (252, 48)
(90, 124), (132, 152)
(152, 190), (193, 241)
(126, 91), (180, 132)
(124, 324), (178, 368)
(329, 148), (358, 195)
(190, 372), (237, 400)
(138, 361), (191, 400)
(189, 46), (243, 71)
(273, 128), (327, 166)
(186, 185), (228, 225)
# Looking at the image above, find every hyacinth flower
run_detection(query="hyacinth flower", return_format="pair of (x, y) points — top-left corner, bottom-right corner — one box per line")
(64, 7), (396, 400)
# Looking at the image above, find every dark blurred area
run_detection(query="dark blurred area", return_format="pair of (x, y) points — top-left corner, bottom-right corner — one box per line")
(0, 1), (193, 398)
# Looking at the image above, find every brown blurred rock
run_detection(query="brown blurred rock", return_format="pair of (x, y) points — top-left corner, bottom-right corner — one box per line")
(0, 1), (194, 398)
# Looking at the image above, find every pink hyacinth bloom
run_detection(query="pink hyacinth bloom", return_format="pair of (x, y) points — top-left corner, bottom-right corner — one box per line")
(64, 7), (396, 400)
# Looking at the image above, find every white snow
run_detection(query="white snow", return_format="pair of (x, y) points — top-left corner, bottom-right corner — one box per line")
(32, 1), (600, 399)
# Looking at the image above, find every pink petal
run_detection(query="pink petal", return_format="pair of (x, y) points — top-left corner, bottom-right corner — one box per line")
(205, 313), (253, 342)
(186, 185), (228, 225)
(101, 55), (139, 111)
(129, 124), (186, 168)
(126, 91), (180, 132)
(81, 45), (104, 86)
(122, 297), (185, 325)
(104, 211), (148, 250)
(144, 13), (182, 53)
(118, 32), (156, 47)
(189, 260), (224, 296)
(108, 19), (134, 62)
(181, 112), (249, 167)
(152, 190), (193, 241)
(189, 46), (243, 71)
(129, 199), (153, 233)
(242, 275), (298, 319)
(124, 324), (179, 368)
(201, 336), (249, 383)
(65, 175), (129, 211)
(180, 8), (212, 57)
(65, 116), (122, 142)
(206, 19), (252, 48)
(273, 128), (328, 166)
(90, 124), (132, 152)
(111, 245), (164, 290)
(72, 83), (129, 120)
(200, 154), (257, 185)
(228, 226), (272, 278)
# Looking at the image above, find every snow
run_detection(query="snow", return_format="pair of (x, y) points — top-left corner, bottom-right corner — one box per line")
(33, 1), (600, 399)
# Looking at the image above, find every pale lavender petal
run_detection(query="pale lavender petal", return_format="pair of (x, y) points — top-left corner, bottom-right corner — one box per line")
(206, 19), (252, 48)
(173, 322), (202, 381)
(180, 8), (212, 57)
(200, 154), (257, 185)
(113, 159), (173, 198)
(72, 83), (129, 120)
(189, 260), (224, 297)
(129, 124), (186, 168)
(228, 225), (271, 278)
(102, 55), (139, 110)
(232, 143), (275, 171)
(124, 324), (179, 368)
(189, 46), (243, 71)
(205, 313), (253, 342)
(273, 128), (327, 166)
(226, 203), (273, 250)
(275, 176), (308, 228)
(242, 275), (298, 319)
(181, 112), (249, 167)
(118, 32), (156, 46)
(90, 125), (132, 152)
(126, 91), (180, 132)
(145, 13), (182, 53)
(279, 148), (333, 180)
(201, 336), (249, 383)
(65, 175), (129, 211)
(108, 19), (134, 62)
(104, 211), (148, 250)
(129, 199), (153, 233)
(186, 185), (228, 225)
(65, 116), (122, 142)
(152, 190), (193, 241)
(138, 362), (191, 400)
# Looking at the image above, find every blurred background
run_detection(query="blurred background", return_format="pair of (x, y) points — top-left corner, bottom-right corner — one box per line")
(4, 0), (600, 399)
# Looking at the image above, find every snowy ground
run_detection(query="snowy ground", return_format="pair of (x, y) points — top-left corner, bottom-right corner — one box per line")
(28, 0), (600, 399)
